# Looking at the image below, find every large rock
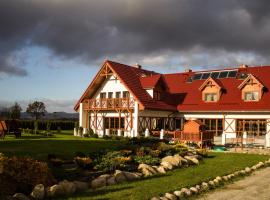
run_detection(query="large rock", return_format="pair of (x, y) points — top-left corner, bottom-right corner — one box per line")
(59, 180), (76, 195)
(184, 156), (199, 165)
(107, 176), (117, 185)
(154, 166), (166, 174)
(73, 181), (89, 192)
(138, 164), (158, 176)
(31, 184), (45, 199)
(114, 170), (127, 183)
(173, 190), (184, 198)
(91, 174), (111, 188)
(160, 161), (173, 170)
(190, 187), (199, 194)
(164, 193), (177, 200)
(180, 188), (191, 197)
(201, 182), (209, 191)
(13, 193), (30, 200)
(161, 156), (178, 167)
(46, 184), (64, 197)
(123, 171), (141, 181)
(245, 167), (251, 173)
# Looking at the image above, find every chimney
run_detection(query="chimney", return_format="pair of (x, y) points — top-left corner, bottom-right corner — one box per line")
(239, 64), (248, 68)
(135, 63), (142, 69)
(185, 68), (192, 73)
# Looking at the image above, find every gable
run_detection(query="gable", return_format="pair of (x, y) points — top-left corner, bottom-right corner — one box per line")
(74, 60), (177, 111)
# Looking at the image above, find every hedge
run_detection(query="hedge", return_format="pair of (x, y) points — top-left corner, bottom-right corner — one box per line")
(6, 120), (76, 130)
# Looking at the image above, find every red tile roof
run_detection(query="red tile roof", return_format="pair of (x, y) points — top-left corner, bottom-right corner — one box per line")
(140, 74), (161, 89)
(75, 60), (270, 112)
(107, 61), (177, 111)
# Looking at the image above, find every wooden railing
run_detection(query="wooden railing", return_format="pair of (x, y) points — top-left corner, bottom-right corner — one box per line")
(174, 131), (214, 142)
(83, 98), (135, 110)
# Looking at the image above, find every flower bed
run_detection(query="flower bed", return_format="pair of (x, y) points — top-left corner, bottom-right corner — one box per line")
(2, 138), (208, 199)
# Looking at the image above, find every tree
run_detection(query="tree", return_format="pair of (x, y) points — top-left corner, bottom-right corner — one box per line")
(26, 101), (46, 120)
(9, 102), (22, 120)
(0, 107), (9, 119)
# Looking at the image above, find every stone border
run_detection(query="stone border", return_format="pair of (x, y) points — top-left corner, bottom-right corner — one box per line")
(151, 158), (270, 200)
(10, 153), (202, 200)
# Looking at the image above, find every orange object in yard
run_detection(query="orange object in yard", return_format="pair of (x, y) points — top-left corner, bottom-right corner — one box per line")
(173, 120), (214, 148)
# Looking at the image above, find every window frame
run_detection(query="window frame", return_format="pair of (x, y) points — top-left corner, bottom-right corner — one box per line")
(204, 93), (218, 102)
(244, 91), (259, 102)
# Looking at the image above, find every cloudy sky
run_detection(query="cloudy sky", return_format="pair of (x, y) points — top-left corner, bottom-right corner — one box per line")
(1, 0), (270, 112)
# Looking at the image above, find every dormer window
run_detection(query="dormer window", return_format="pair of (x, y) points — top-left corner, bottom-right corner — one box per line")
(154, 91), (161, 100)
(204, 93), (218, 102)
(244, 91), (259, 101)
(199, 77), (222, 102)
(238, 74), (264, 102)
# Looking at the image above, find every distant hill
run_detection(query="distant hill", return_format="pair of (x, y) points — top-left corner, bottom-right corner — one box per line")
(21, 112), (79, 120)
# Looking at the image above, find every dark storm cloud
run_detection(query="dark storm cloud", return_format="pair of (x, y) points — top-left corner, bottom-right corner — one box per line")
(1, 0), (270, 75)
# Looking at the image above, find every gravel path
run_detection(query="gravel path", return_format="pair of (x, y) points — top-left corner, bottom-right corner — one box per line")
(197, 167), (270, 200)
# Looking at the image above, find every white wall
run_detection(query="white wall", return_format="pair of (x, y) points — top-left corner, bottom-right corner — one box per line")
(93, 75), (134, 99)
(146, 89), (153, 98)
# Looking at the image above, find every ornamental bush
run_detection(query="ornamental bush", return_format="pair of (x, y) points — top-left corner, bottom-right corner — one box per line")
(134, 155), (161, 165)
(0, 153), (56, 195)
(95, 151), (132, 173)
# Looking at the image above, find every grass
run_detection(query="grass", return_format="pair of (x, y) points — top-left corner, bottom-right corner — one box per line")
(1, 132), (269, 200)
(0, 130), (125, 161)
(65, 152), (269, 200)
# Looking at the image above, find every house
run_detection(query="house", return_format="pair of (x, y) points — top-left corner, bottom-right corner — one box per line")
(74, 60), (270, 146)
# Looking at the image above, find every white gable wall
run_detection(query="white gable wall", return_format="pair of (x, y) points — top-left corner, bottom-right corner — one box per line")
(93, 75), (134, 99)
(81, 74), (139, 137)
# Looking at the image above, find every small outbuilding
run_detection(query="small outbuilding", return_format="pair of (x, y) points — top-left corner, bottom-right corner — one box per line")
(0, 121), (7, 138)
(174, 120), (214, 147)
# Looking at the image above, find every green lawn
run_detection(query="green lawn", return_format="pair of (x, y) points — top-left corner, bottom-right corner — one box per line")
(0, 131), (125, 161)
(66, 152), (269, 200)
(1, 132), (269, 200)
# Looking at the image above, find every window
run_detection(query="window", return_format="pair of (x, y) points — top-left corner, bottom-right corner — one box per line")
(237, 119), (266, 136)
(105, 117), (125, 129)
(204, 93), (218, 102)
(153, 91), (161, 100)
(100, 92), (106, 99)
(244, 91), (259, 101)
(116, 92), (121, 98)
(199, 119), (223, 136)
(108, 92), (113, 98)
(123, 91), (130, 98)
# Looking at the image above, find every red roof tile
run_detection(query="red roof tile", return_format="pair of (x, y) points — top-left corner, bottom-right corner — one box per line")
(76, 60), (270, 112)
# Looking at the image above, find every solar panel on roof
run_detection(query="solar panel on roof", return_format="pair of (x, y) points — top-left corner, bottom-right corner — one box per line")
(228, 70), (237, 78)
(211, 72), (219, 79)
(201, 73), (210, 79)
(193, 73), (202, 80)
(218, 71), (228, 78)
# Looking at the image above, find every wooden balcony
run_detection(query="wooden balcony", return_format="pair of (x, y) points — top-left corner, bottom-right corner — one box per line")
(83, 98), (135, 111)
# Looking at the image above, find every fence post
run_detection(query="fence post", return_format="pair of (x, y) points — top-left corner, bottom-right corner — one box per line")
(160, 129), (164, 140)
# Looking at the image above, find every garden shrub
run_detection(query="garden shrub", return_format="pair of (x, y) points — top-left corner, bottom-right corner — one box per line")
(134, 155), (161, 165)
(83, 133), (90, 137)
(74, 156), (93, 169)
(91, 133), (99, 138)
(0, 153), (55, 195)
(95, 151), (132, 173)
(9, 120), (77, 131)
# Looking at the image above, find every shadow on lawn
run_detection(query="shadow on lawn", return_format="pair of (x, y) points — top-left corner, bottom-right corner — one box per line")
(62, 186), (134, 200)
